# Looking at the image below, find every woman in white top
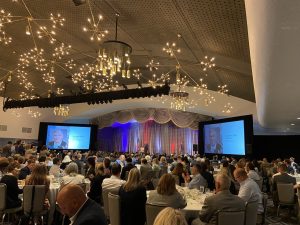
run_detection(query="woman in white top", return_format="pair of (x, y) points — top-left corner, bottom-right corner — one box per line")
(61, 162), (85, 188)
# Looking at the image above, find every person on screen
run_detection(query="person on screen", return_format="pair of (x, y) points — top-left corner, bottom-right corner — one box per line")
(48, 129), (68, 149)
(206, 128), (222, 154)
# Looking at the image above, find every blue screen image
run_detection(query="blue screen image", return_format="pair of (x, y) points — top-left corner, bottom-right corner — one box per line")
(204, 120), (245, 155)
(46, 125), (91, 149)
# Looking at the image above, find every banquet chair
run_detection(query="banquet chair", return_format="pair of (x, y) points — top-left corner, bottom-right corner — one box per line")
(23, 185), (48, 225)
(152, 178), (159, 189)
(145, 203), (167, 225)
(257, 193), (268, 225)
(255, 178), (263, 191)
(102, 188), (120, 220)
(108, 193), (120, 225)
(216, 210), (245, 225)
(159, 167), (168, 177)
(0, 183), (22, 225)
(276, 183), (297, 216)
(245, 201), (258, 225)
(77, 183), (87, 193)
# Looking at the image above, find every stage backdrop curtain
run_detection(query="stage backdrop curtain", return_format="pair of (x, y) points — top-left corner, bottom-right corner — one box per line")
(91, 108), (212, 129)
(97, 120), (199, 155)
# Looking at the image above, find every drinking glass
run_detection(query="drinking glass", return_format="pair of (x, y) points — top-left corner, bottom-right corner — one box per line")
(199, 186), (204, 193)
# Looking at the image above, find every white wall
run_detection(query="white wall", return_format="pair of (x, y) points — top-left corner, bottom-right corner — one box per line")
(0, 98), (59, 139)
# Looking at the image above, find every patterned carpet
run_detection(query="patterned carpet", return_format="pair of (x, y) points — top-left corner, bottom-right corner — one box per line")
(265, 198), (299, 225)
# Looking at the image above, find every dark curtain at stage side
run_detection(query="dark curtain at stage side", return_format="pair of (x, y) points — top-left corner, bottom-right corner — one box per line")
(97, 120), (198, 154)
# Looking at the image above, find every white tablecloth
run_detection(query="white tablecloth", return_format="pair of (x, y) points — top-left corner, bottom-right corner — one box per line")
(292, 174), (300, 182)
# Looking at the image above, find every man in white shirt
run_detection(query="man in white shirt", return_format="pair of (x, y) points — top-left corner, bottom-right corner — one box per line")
(102, 163), (125, 191)
(234, 168), (264, 213)
(57, 184), (107, 225)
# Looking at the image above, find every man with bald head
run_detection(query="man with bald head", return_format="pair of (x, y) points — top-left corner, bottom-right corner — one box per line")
(192, 173), (245, 225)
(57, 184), (107, 225)
(234, 168), (263, 213)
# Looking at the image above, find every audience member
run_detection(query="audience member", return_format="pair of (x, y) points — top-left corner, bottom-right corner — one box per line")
(61, 162), (85, 187)
(18, 159), (35, 180)
(49, 157), (62, 177)
(25, 163), (50, 208)
(245, 162), (260, 181)
(86, 156), (96, 180)
(87, 163), (109, 205)
(120, 157), (135, 180)
(200, 162), (215, 191)
(234, 168), (263, 213)
(102, 163), (125, 191)
(184, 163), (207, 189)
(0, 158), (22, 209)
(272, 163), (299, 206)
(57, 184), (107, 225)
(147, 173), (186, 209)
(153, 207), (188, 225)
(119, 168), (147, 225)
(192, 174), (245, 225)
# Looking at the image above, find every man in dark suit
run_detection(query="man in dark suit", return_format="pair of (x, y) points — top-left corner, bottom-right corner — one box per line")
(120, 157), (135, 180)
(57, 184), (107, 225)
(2, 141), (12, 157)
(47, 129), (68, 149)
(205, 128), (222, 154)
(192, 173), (245, 225)
(19, 159), (35, 180)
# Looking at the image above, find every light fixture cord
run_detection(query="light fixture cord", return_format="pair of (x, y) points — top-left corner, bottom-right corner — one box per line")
(115, 13), (119, 40)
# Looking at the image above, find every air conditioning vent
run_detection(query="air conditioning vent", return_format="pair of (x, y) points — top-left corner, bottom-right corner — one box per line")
(0, 125), (7, 131)
(22, 127), (32, 133)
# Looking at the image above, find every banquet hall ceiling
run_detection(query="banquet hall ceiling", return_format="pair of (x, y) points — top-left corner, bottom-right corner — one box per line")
(0, 0), (254, 102)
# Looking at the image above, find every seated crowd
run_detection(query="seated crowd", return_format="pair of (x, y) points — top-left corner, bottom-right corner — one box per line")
(0, 141), (299, 225)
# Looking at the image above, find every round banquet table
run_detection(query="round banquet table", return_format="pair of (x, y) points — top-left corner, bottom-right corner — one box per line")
(147, 186), (211, 220)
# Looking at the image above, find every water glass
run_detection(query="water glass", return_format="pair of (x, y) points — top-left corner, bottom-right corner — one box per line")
(199, 186), (204, 193)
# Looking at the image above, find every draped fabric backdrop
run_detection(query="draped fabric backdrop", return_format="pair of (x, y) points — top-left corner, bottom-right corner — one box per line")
(97, 120), (199, 154)
(93, 108), (211, 154)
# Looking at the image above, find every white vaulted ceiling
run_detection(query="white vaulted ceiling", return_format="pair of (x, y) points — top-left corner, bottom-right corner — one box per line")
(245, 0), (300, 132)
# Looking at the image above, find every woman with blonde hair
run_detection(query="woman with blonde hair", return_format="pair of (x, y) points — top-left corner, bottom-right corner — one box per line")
(147, 173), (186, 209)
(119, 168), (146, 225)
(61, 162), (85, 187)
(153, 207), (188, 225)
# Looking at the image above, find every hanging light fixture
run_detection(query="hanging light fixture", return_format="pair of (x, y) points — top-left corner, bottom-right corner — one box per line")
(97, 13), (132, 78)
(169, 65), (191, 111)
(53, 104), (70, 117)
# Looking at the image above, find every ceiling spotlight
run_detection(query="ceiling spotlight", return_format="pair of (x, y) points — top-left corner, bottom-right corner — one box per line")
(291, 123), (295, 126)
(137, 81), (142, 89)
(297, 118), (300, 120)
(72, 0), (86, 6)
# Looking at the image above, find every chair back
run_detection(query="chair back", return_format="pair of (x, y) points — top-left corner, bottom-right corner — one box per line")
(145, 203), (167, 225)
(108, 193), (120, 225)
(23, 185), (46, 214)
(255, 178), (263, 191)
(124, 171), (129, 181)
(172, 175), (180, 185)
(152, 178), (159, 189)
(102, 187), (119, 219)
(217, 210), (245, 225)
(277, 183), (294, 204)
(159, 166), (168, 177)
(0, 183), (6, 211)
(77, 183), (87, 193)
(245, 201), (258, 225)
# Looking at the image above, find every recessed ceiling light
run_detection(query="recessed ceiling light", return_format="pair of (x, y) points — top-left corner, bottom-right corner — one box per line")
(290, 123), (295, 126)
(297, 118), (300, 120)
